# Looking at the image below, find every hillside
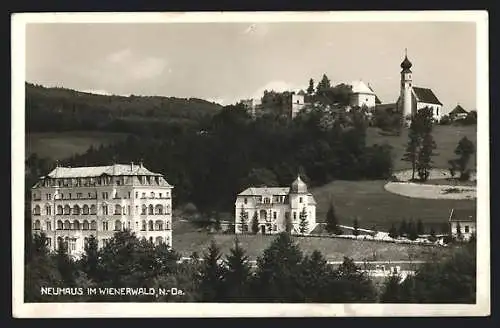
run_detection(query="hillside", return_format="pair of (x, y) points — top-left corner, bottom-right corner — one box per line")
(25, 82), (223, 134)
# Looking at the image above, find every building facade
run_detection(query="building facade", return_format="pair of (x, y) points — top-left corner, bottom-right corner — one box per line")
(448, 104), (469, 121)
(348, 80), (378, 109)
(234, 176), (317, 235)
(396, 51), (443, 125)
(30, 163), (173, 258)
(448, 208), (476, 241)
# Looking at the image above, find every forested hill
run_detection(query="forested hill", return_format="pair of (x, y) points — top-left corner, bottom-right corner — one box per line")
(25, 82), (223, 135)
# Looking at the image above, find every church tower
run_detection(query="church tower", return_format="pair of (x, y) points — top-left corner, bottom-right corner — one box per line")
(399, 49), (413, 125)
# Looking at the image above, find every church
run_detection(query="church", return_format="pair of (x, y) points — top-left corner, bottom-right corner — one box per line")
(396, 51), (443, 124)
(234, 176), (317, 235)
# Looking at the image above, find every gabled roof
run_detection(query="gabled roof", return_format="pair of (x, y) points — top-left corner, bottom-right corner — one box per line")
(350, 80), (375, 95)
(412, 87), (442, 105)
(449, 105), (468, 115)
(46, 164), (162, 179)
(448, 208), (476, 222)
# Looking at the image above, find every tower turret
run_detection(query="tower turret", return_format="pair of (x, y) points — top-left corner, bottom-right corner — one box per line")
(399, 49), (413, 125)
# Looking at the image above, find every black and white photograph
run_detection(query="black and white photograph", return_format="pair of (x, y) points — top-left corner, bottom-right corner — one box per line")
(12, 11), (490, 317)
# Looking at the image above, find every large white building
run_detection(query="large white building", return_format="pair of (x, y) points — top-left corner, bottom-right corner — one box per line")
(30, 163), (173, 257)
(234, 176), (317, 235)
(348, 80), (380, 109)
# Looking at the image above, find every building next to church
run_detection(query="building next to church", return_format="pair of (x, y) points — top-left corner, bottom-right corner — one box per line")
(348, 80), (382, 109)
(448, 104), (469, 121)
(30, 163), (173, 258)
(396, 51), (443, 124)
(448, 208), (476, 241)
(234, 176), (317, 235)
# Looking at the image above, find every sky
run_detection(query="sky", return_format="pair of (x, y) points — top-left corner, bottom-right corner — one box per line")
(25, 21), (477, 113)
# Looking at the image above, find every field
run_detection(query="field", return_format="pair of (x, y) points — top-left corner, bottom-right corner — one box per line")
(366, 125), (477, 171)
(310, 179), (476, 232)
(26, 131), (129, 160)
(172, 224), (449, 263)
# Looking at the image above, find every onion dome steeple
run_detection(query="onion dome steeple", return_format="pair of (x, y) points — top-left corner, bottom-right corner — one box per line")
(400, 48), (412, 72)
(290, 175), (308, 193)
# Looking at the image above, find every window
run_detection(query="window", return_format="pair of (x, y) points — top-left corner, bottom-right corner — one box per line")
(156, 220), (164, 231)
(148, 220), (154, 231)
(273, 224), (277, 231)
(57, 205), (63, 215)
(155, 204), (163, 215)
(151, 192), (155, 198)
(90, 205), (97, 215)
(64, 205), (71, 215)
(114, 204), (122, 215)
(46, 238), (51, 248)
(82, 205), (89, 215)
(244, 198), (248, 205)
(33, 205), (41, 216)
(465, 225), (470, 233)
(57, 220), (63, 230)
(64, 220), (71, 230)
(273, 212), (277, 220)
(83, 220), (89, 230)
(77, 193), (82, 199)
(293, 212), (297, 221)
(73, 205), (80, 215)
(102, 221), (109, 231)
(127, 222), (130, 230)
(299, 197), (303, 203)
(148, 205), (154, 215)
(128, 205), (131, 215)
(33, 220), (41, 230)
(45, 205), (51, 215)
(90, 220), (97, 230)
(115, 220), (122, 231)
(88, 193), (92, 198)
(46, 194), (52, 200)
(141, 205), (147, 215)
(142, 220), (146, 231)
(135, 192), (139, 199)
(166, 192), (170, 198)
(142, 192), (146, 198)
(73, 220), (80, 230)
(102, 205), (108, 215)
(159, 193), (162, 198)
(102, 192), (108, 200)
(128, 192), (131, 199)
(437, 108), (440, 116)
(46, 221), (51, 231)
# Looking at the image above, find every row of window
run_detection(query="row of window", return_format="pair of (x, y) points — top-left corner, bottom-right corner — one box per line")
(35, 191), (171, 201)
(240, 224), (278, 232)
(41, 235), (170, 252)
(33, 219), (171, 232)
(240, 210), (303, 222)
(33, 204), (171, 216)
(37, 175), (165, 189)
(242, 196), (304, 205)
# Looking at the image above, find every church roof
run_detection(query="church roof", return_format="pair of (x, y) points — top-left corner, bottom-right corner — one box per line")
(400, 55), (413, 71)
(412, 87), (443, 105)
(449, 105), (468, 115)
(448, 208), (476, 223)
(45, 164), (163, 179)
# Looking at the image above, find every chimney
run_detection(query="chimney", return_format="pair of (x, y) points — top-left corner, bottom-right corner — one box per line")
(131, 161), (134, 171)
(139, 160), (143, 168)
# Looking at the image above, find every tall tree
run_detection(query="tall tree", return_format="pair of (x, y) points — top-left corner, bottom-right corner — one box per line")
(333, 257), (377, 302)
(353, 217), (360, 237)
(79, 235), (100, 282)
(407, 219), (418, 241)
(251, 211), (259, 234)
(299, 207), (309, 234)
(388, 223), (398, 239)
(453, 136), (475, 180)
(285, 213), (293, 234)
(199, 240), (225, 302)
(239, 205), (248, 234)
(252, 232), (304, 301)
(222, 238), (252, 301)
(401, 122), (421, 181)
(316, 74), (331, 95)
(399, 219), (408, 237)
(325, 202), (342, 235)
(417, 133), (437, 181)
(380, 274), (405, 302)
(300, 250), (332, 302)
(307, 78), (315, 95)
(416, 219), (425, 236)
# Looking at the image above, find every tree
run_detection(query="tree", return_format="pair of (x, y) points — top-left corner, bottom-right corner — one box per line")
(353, 217), (360, 237)
(401, 123), (421, 180)
(199, 240), (225, 302)
(54, 238), (76, 286)
(380, 274), (405, 302)
(388, 223), (398, 239)
(300, 250), (333, 302)
(399, 219), (408, 237)
(453, 136), (475, 180)
(325, 202), (342, 235)
(222, 238), (252, 301)
(307, 78), (315, 95)
(213, 213), (222, 232)
(316, 74), (331, 95)
(252, 232), (304, 301)
(239, 205), (248, 233)
(428, 227), (437, 242)
(285, 213), (293, 234)
(407, 219), (418, 241)
(333, 257), (377, 302)
(417, 133), (437, 182)
(251, 211), (259, 234)
(79, 235), (100, 281)
(299, 207), (309, 234)
(416, 219), (425, 237)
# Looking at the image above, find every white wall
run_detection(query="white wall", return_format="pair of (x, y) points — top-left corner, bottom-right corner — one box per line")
(450, 221), (476, 241)
(350, 93), (376, 108)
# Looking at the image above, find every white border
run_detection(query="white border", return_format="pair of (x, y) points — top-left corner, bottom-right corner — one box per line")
(12, 11), (490, 318)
